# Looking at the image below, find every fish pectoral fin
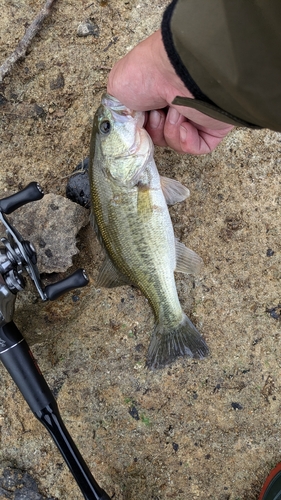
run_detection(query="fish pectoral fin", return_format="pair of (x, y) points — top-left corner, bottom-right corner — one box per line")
(175, 239), (203, 275)
(160, 176), (190, 205)
(137, 184), (153, 220)
(96, 256), (131, 288)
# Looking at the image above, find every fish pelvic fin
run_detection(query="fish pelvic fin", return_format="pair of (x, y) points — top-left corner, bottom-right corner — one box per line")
(146, 314), (209, 370)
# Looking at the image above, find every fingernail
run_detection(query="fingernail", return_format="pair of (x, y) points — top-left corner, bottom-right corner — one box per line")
(169, 107), (180, 125)
(149, 110), (161, 129)
(180, 125), (187, 143)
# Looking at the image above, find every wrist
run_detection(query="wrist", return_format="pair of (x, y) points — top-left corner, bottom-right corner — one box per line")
(153, 30), (194, 104)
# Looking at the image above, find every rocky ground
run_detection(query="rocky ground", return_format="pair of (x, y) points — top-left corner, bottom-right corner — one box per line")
(0, 1), (281, 499)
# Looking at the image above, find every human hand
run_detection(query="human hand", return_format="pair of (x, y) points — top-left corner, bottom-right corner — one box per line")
(107, 30), (234, 155)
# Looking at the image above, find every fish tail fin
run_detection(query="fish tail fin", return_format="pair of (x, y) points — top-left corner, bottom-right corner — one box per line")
(146, 314), (209, 370)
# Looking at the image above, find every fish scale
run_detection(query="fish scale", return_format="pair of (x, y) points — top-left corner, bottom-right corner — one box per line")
(89, 93), (209, 369)
(105, 182), (179, 321)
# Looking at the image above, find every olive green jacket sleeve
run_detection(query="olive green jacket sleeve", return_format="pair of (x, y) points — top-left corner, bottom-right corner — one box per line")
(161, 0), (281, 131)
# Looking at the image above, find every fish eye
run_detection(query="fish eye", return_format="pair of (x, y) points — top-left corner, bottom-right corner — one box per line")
(99, 119), (111, 134)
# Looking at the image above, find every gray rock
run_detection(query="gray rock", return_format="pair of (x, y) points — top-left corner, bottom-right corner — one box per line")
(77, 20), (99, 37)
(9, 193), (89, 273)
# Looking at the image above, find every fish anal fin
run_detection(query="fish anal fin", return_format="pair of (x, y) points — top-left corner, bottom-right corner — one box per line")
(175, 239), (203, 275)
(160, 176), (190, 205)
(96, 257), (131, 288)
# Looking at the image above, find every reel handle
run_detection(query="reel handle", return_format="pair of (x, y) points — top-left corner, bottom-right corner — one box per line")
(0, 182), (44, 214)
(45, 269), (89, 301)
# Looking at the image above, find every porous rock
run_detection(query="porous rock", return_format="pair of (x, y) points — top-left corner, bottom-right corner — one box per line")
(9, 193), (89, 273)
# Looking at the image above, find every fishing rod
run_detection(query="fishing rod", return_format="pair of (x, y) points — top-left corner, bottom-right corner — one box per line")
(0, 182), (111, 500)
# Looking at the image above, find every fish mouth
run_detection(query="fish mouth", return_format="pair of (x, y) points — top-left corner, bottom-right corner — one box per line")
(101, 93), (145, 127)
(100, 93), (150, 161)
(102, 93), (125, 110)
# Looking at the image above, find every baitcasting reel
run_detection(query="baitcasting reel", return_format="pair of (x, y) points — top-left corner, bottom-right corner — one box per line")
(0, 181), (89, 325)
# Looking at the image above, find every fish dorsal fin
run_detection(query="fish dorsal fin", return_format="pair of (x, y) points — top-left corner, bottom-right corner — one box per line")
(160, 176), (190, 205)
(96, 256), (131, 288)
(175, 239), (203, 275)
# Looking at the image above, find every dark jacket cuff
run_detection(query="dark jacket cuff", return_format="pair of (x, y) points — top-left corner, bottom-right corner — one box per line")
(161, 0), (212, 104)
(161, 4), (260, 129)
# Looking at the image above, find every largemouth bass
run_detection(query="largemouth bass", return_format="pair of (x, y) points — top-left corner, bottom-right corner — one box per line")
(89, 93), (209, 369)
